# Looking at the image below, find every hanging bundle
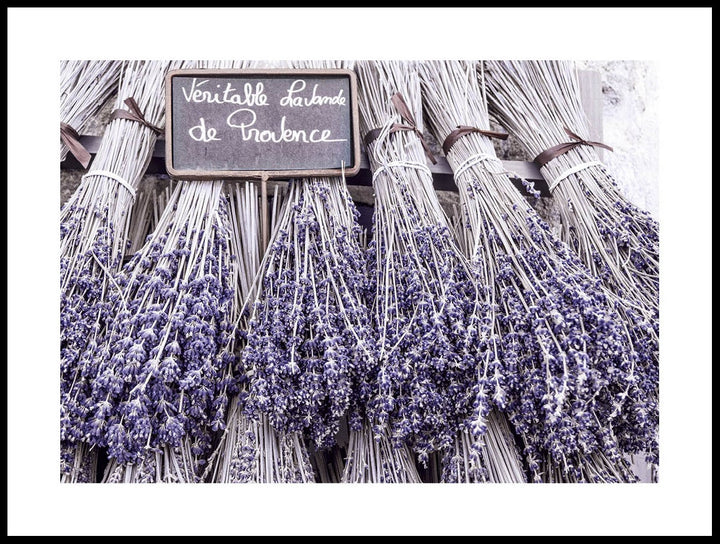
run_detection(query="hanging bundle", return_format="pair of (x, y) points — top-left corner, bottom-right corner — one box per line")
(264, 59), (422, 483)
(60, 60), (188, 483)
(484, 61), (659, 345)
(240, 177), (375, 456)
(202, 59), (324, 483)
(484, 60), (659, 469)
(88, 180), (239, 483)
(79, 60), (262, 483)
(354, 60), (505, 482)
(208, 180), (317, 484)
(60, 60), (123, 168)
(419, 60), (654, 482)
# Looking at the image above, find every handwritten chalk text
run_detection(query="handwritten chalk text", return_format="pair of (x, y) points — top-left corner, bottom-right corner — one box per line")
(181, 78), (268, 107)
(226, 108), (347, 143)
(189, 117), (221, 142)
(279, 79), (346, 108)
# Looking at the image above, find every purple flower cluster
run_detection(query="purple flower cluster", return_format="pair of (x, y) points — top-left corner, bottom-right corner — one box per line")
(567, 168), (660, 402)
(365, 176), (499, 467)
(572, 165), (659, 315)
(79, 190), (238, 476)
(241, 179), (376, 450)
(60, 202), (127, 479)
(581, 173), (660, 465)
(464, 179), (658, 479)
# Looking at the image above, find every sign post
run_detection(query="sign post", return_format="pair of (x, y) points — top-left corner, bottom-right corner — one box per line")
(165, 69), (360, 180)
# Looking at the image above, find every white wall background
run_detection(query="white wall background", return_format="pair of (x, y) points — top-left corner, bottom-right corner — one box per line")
(578, 60), (660, 219)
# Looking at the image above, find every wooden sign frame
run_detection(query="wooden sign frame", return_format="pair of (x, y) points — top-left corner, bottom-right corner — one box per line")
(165, 68), (361, 180)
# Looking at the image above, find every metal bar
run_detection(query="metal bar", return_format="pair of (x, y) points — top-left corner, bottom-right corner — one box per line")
(61, 135), (550, 196)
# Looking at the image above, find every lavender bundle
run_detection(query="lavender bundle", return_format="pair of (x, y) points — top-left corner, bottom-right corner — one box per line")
(484, 61), (659, 351)
(484, 60), (659, 472)
(60, 60), (123, 167)
(125, 179), (177, 258)
(241, 177), (376, 452)
(353, 60), (503, 482)
(88, 60), (266, 483)
(419, 60), (655, 482)
(282, 59), (420, 483)
(60, 60), (187, 482)
(86, 180), (239, 483)
(201, 59), (321, 483)
(209, 181), (316, 484)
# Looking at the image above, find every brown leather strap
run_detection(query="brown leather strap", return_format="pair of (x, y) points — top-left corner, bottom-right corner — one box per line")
(442, 125), (508, 155)
(363, 128), (383, 149)
(111, 97), (163, 135)
(534, 127), (613, 167)
(363, 92), (437, 164)
(60, 122), (91, 169)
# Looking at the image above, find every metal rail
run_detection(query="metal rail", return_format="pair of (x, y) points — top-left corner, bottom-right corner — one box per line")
(60, 134), (551, 197)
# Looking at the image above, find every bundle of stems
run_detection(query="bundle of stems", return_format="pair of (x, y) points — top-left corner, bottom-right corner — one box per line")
(90, 180), (239, 483)
(343, 212), (418, 484)
(208, 181), (316, 484)
(79, 60), (258, 483)
(419, 60), (653, 482)
(353, 60), (504, 482)
(240, 176), (375, 457)
(60, 60), (123, 165)
(209, 397), (315, 483)
(60, 60), (188, 483)
(343, 421), (424, 483)
(284, 58), (378, 483)
(125, 179), (178, 258)
(226, 181), (265, 314)
(484, 60), (659, 469)
(195, 59), (318, 483)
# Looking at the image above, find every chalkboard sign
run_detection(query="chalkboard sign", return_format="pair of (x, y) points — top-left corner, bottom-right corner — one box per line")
(165, 69), (360, 180)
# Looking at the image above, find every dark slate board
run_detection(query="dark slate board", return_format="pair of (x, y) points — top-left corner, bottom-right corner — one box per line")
(166, 69), (360, 179)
